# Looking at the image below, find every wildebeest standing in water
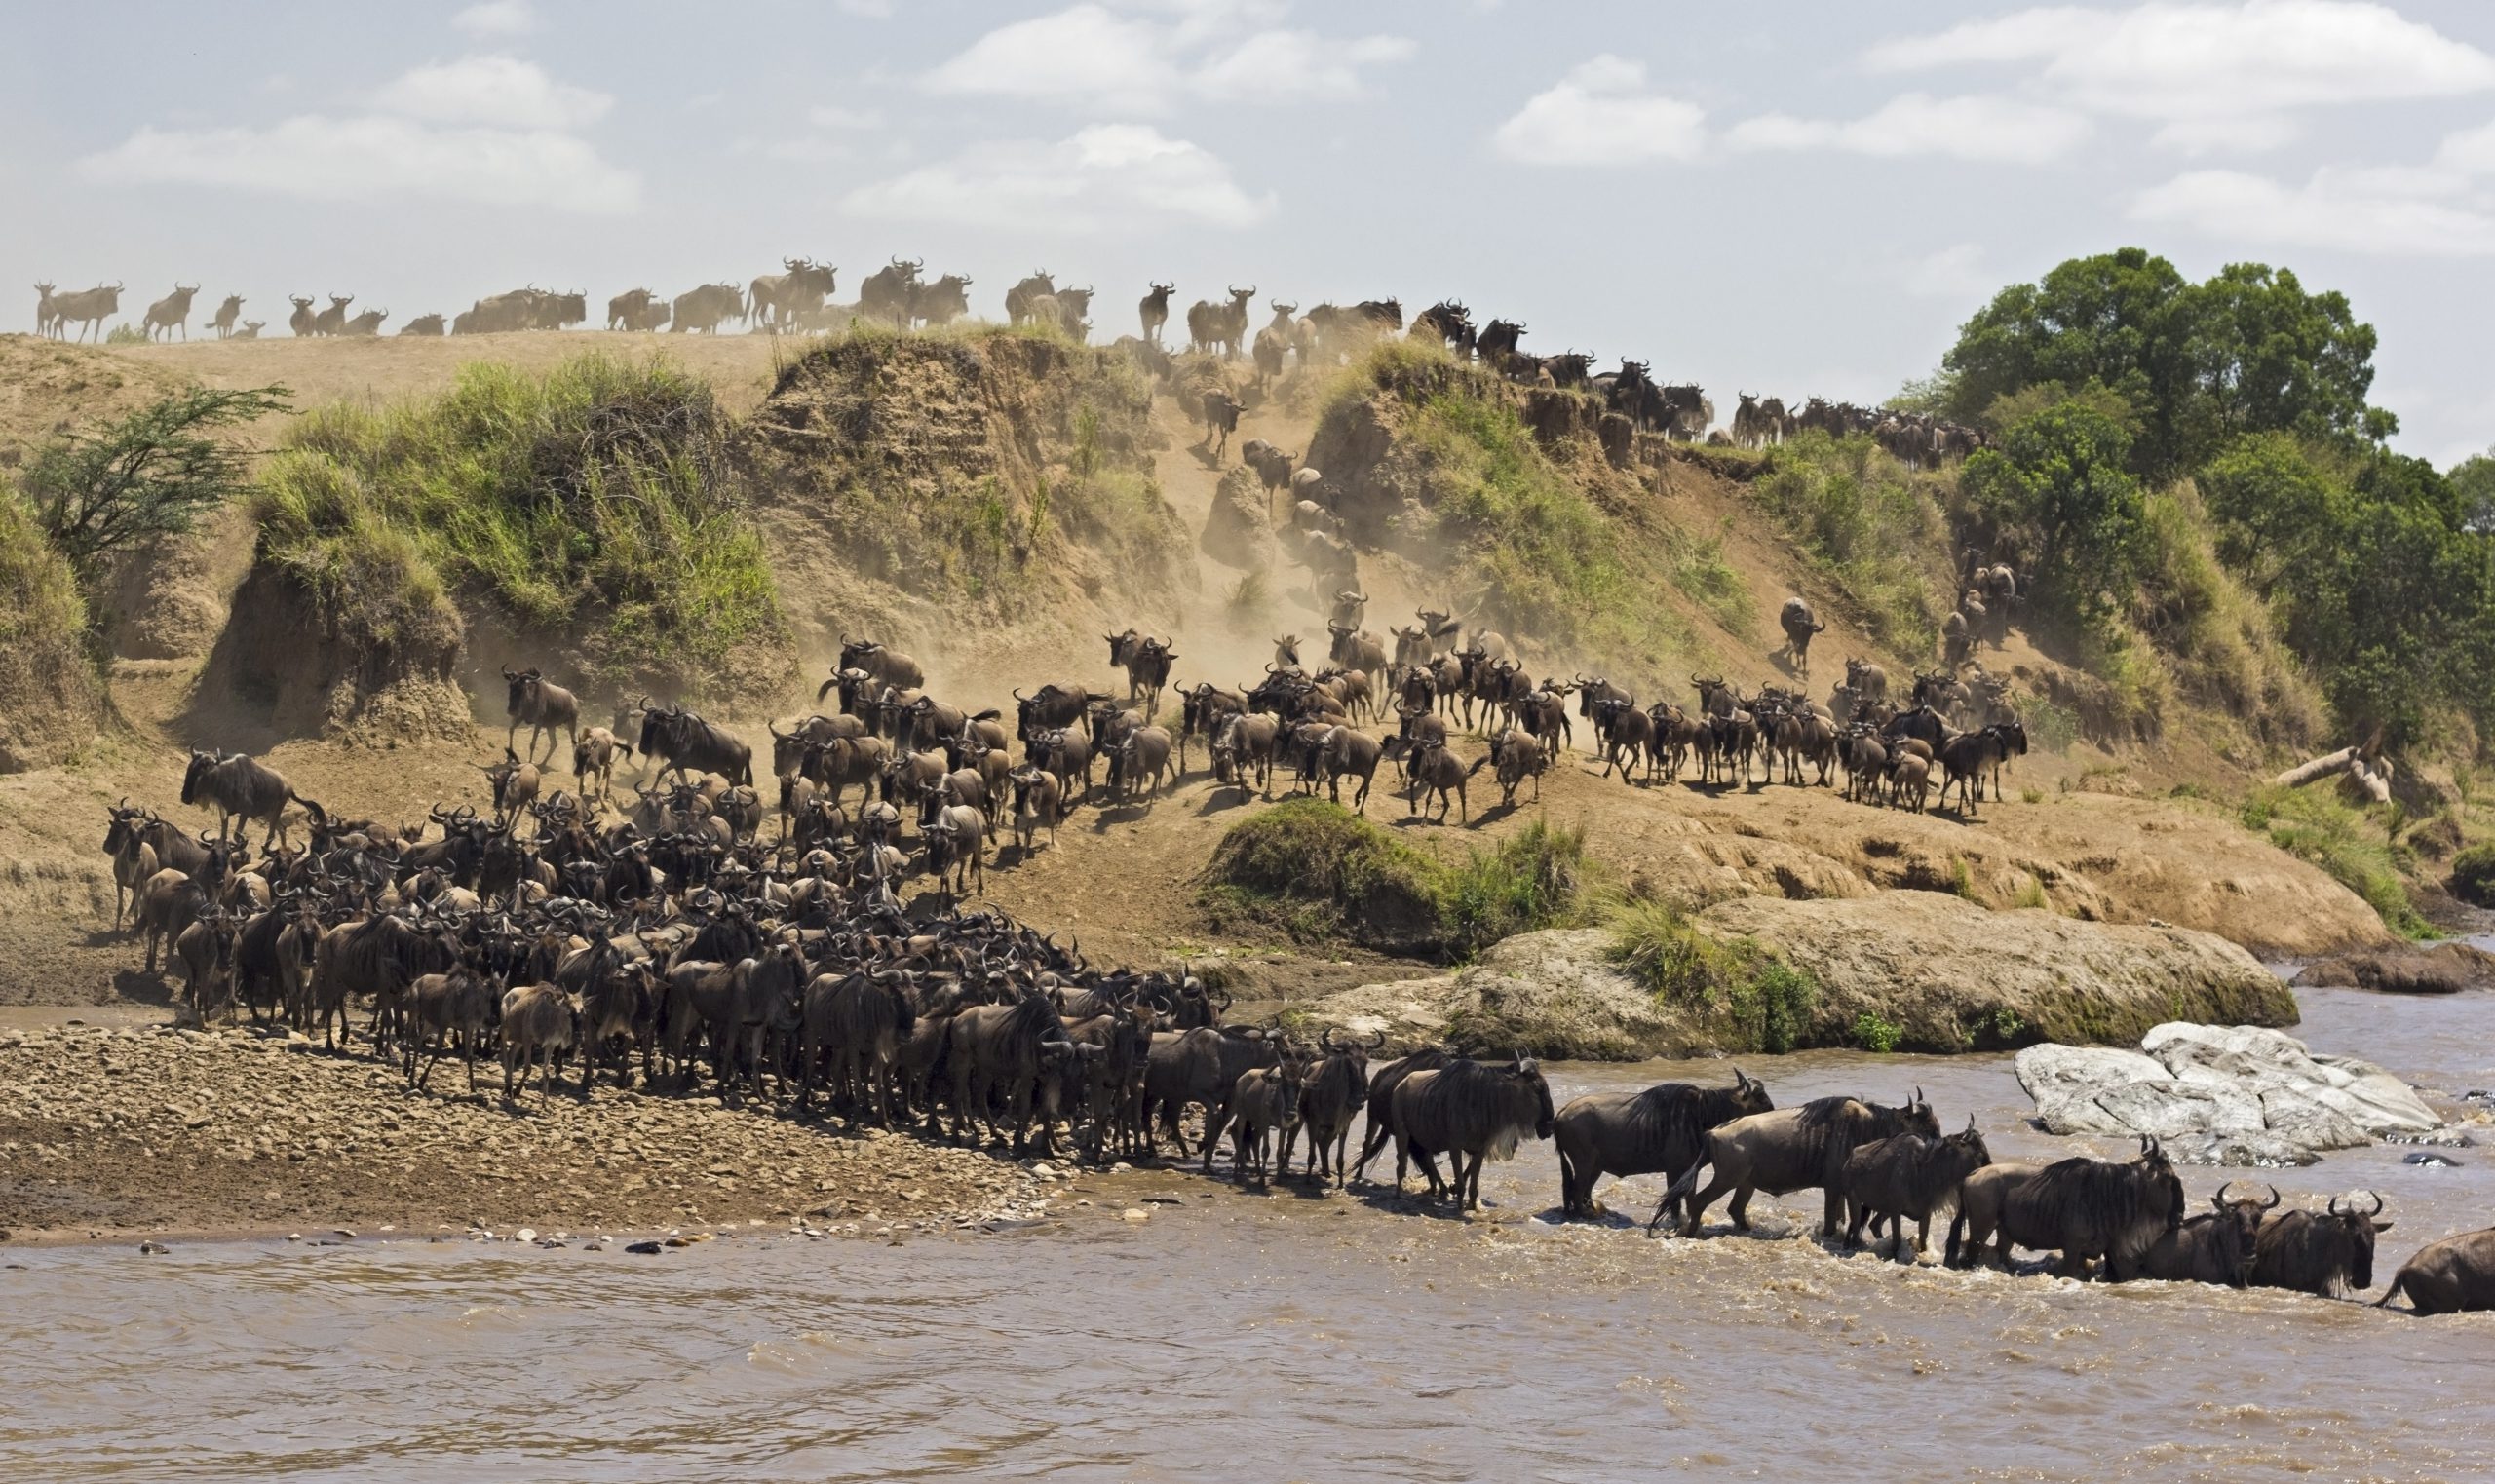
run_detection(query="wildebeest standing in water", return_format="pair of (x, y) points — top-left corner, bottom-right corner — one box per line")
(1836, 1118), (1991, 1257)
(2376, 1225), (2495, 1314)
(2251, 1192), (2391, 1297)
(1553, 1070), (1773, 1218)
(1992, 1136), (2186, 1280)
(1277, 1027), (1383, 1186)
(2141, 1182), (2279, 1287)
(1386, 1051), (1556, 1211)
(1651, 1090), (1939, 1238)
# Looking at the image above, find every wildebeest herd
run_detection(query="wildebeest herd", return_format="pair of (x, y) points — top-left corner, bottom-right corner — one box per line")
(27, 261), (1987, 459)
(97, 629), (2493, 1314)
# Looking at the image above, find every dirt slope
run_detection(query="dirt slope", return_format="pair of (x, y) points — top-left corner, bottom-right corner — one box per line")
(0, 329), (2395, 1012)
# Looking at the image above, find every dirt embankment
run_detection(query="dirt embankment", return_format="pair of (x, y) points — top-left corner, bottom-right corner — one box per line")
(0, 1020), (1042, 1241)
(1295, 899), (2295, 1061)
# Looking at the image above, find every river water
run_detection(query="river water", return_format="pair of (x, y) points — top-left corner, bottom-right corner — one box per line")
(7, 985), (2493, 1482)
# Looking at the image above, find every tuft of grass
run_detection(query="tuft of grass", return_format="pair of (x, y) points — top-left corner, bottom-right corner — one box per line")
(1852, 1010), (1903, 1053)
(2242, 784), (2431, 937)
(2011, 874), (2051, 910)
(1228, 570), (1269, 616)
(1950, 856), (1977, 899)
(1605, 897), (1817, 1053)
(2130, 483), (2326, 749)
(255, 352), (784, 691)
(1201, 800), (1587, 960)
(2448, 842), (2495, 908)
(0, 487), (104, 769)
(1748, 432), (1950, 650)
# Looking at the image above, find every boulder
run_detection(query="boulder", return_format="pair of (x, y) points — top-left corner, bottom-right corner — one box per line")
(1698, 894), (2296, 1050)
(2015, 1021), (2441, 1165)
(1290, 929), (1695, 1061)
(1199, 467), (1275, 571)
(2293, 942), (2495, 996)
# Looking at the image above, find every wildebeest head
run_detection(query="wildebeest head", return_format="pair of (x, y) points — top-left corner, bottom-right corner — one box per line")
(180, 747), (221, 806)
(2325, 1190), (2393, 1290)
(502, 665), (542, 715)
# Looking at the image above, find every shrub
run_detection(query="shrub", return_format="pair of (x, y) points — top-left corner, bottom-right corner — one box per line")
(1202, 799), (1586, 959)
(2449, 843), (2495, 908)
(2242, 784), (2430, 936)
(255, 353), (783, 689)
(1852, 1011), (1903, 1053)
(0, 488), (103, 771)
(1748, 432), (1949, 650)
(1606, 898), (1818, 1053)
(21, 384), (291, 593)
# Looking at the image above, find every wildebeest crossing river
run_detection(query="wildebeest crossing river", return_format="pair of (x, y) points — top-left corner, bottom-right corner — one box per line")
(5, 984), (2491, 1482)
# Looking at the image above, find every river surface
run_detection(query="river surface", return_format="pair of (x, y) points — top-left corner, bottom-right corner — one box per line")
(6, 984), (2493, 1482)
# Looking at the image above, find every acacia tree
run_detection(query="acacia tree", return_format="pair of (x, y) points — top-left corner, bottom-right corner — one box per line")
(20, 384), (290, 593)
(1959, 402), (2147, 628)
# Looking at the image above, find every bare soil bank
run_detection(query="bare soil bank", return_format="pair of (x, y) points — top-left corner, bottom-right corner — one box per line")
(0, 1020), (1040, 1242)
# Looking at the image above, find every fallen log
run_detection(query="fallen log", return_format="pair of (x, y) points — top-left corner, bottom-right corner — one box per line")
(2272, 746), (2392, 803)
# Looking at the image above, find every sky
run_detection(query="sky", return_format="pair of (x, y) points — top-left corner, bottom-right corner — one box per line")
(9, 0), (2495, 465)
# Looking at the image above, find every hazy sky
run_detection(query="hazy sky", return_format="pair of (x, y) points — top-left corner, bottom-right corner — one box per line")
(10, 0), (2495, 464)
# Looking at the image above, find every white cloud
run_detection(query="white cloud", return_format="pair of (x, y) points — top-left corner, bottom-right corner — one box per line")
(1866, 1), (2495, 152)
(451, 0), (538, 38)
(81, 116), (638, 213)
(2130, 165), (2495, 256)
(805, 104), (883, 131)
(374, 56), (612, 130)
(1196, 31), (1416, 102)
(78, 55), (634, 214)
(1729, 93), (2092, 164)
(843, 123), (1272, 231)
(922, 3), (1409, 113)
(1904, 243), (1997, 299)
(1491, 56), (1706, 167)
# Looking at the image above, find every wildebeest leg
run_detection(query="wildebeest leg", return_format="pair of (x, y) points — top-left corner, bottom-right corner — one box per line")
(1823, 1186), (1846, 1238)
(1351, 1120), (1393, 1184)
(1200, 1101), (1231, 1177)
(1275, 1121), (1300, 1181)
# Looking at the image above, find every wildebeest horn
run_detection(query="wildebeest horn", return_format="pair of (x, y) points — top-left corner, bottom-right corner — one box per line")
(501, 664), (516, 680)
(2260, 1184), (2281, 1210)
(1913, 1085), (1925, 1106)
(1365, 1029), (1387, 1049)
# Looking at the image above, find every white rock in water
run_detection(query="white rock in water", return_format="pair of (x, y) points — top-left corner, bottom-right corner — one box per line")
(2015, 1046), (2169, 1109)
(2020, 1022), (2442, 1161)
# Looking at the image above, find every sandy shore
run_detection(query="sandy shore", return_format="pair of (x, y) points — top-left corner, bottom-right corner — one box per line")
(0, 1021), (1052, 1243)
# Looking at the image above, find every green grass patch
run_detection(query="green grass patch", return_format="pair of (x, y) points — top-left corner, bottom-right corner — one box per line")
(255, 352), (784, 691)
(1749, 432), (1950, 651)
(0, 487), (104, 768)
(1605, 897), (1818, 1053)
(2242, 784), (2431, 936)
(1200, 799), (1588, 960)
(2447, 841), (2495, 908)
(1852, 1010), (1903, 1053)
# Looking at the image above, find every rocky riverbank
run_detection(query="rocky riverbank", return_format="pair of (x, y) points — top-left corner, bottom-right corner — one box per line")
(1292, 894), (2297, 1060)
(0, 1022), (1043, 1242)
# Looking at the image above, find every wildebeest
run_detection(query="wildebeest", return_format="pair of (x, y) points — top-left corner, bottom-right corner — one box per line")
(399, 314), (445, 336)
(182, 748), (311, 850)
(1146, 1025), (1281, 1165)
(1139, 281), (1175, 344)
(1653, 1091), (1941, 1238)
(1938, 721), (2027, 815)
(1386, 1051), (1555, 1210)
(571, 726), (630, 801)
(500, 981), (579, 1100)
(1779, 596), (1825, 679)
(2251, 1193), (2392, 1297)
(635, 702), (753, 787)
(797, 969), (916, 1123)
(670, 282), (746, 334)
(1202, 389), (1245, 458)
(946, 989), (1073, 1154)
(1554, 1070), (1774, 1219)
(1348, 1046), (1456, 1182)
(1403, 740), (1483, 823)
(1837, 1118), (1992, 1257)
(1224, 1054), (1308, 1187)
(51, 282), (123, 342)
(143, 284), (200, 341)
(502, 666), (579, 764)
(1004, 270), (1057, 326)
(403, 963), (498, 1091)
(2376, 1226), (2495, 1314)
(834, 635), (927, 692)
(1278, 1027), (1381, 1186)
(2141, 1182), (2279, 1287)
(314, 294), (353, 336)
(749, 258), (836, 329)
(1988, 1137), (2187, 1279)
(1186, 285), (1255, 359)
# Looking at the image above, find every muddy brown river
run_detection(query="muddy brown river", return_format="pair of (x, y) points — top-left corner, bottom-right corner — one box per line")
(7, 984), (2492, 1481)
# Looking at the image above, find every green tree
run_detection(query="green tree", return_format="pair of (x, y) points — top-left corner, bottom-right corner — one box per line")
(1942, 249), (2392, 479)
(1943, 247), (2197, 474)
(2449, 446), (2495, 533)
(1960, 402), (2148, 627)
(19, 384), (291, 594)
(2196, 431), (2343, 597)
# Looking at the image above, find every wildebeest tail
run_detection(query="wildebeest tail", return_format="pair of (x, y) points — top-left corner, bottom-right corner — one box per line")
(2372, 1273), (2408, 1310)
